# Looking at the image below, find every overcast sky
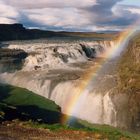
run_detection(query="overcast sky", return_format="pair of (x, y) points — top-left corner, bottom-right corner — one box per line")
(0, 0), (140, 31)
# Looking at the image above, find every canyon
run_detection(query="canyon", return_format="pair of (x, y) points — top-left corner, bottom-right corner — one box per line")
(0, 36), (139, 131)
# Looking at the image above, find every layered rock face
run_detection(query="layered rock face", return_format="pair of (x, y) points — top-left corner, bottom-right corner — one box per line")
(0, 37), (139, 131)
(114, 35), (140, 131)
(0, 48), (28, 72)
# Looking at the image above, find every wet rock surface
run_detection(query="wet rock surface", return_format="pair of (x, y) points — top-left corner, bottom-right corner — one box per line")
(0, 48), (28, 73)
(0, 34), (139, 131)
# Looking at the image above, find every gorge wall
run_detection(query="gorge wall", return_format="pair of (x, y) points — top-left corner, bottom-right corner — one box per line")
(0, 38), (139, 131)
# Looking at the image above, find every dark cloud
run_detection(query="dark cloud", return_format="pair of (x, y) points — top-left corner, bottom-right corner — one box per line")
(0, 0), (140, 31)
(84, 0), (139, 27)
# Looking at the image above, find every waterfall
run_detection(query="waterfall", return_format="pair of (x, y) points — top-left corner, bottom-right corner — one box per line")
(0, 72), (118, 126)
(0, 39), (131, 129)
(6, 40), (114, 70)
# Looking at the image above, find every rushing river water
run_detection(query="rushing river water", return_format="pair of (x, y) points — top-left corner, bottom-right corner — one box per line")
(0, 38), (139, 130)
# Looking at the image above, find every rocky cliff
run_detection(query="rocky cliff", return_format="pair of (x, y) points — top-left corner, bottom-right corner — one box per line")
(112, 33), (140, 131)
(0, 34), (139, 131)
(0, 48), (28, 72)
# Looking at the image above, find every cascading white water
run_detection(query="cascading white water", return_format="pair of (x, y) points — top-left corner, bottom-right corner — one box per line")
(0, 72), (118, 126)
(7, 40), (115, 70)
(0, 39), (130, 128)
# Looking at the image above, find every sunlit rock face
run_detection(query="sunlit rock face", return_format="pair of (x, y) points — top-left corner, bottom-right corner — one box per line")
(0, 38), (139, 130)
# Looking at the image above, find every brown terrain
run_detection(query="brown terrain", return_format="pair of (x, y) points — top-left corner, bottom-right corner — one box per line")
(0, 121), (131, 140)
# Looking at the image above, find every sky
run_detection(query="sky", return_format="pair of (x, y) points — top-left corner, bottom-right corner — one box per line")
(120, 0), (140, 6)
(0, 0), (140, 31)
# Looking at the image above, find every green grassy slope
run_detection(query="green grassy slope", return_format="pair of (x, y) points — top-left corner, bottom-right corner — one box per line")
(0, 84), (61, 123)
(76, 120), (140, 140)
(0, 84), (139, 139)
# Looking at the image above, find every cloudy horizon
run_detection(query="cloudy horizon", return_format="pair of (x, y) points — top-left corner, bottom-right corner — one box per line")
(0, 0), (140, 31)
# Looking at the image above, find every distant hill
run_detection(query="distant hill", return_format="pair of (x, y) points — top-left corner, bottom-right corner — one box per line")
(0, 23), (118, 41)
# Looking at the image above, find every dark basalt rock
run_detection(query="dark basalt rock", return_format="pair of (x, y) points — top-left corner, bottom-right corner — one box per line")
(0, 48), (28, 59)
(0, 48), (28, 73)
(80, 43), (96, 58)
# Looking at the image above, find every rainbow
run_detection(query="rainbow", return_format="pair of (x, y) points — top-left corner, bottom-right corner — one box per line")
(61, 25), (139, 125)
